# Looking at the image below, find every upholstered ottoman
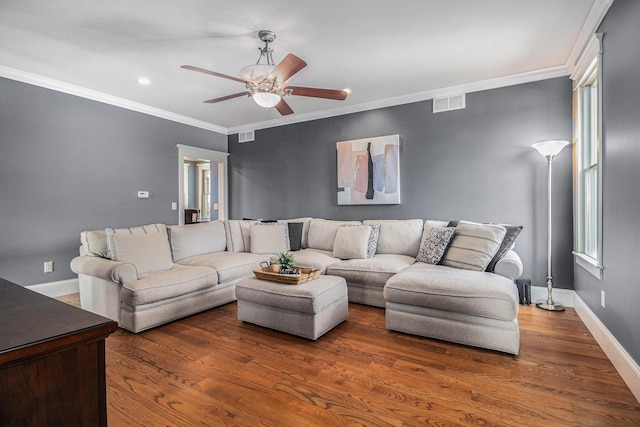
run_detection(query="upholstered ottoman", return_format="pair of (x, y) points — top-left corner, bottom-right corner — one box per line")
(235, 275), (348, 340)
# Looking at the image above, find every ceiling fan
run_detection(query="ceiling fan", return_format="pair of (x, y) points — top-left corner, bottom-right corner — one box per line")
(181, 30), (349, 116)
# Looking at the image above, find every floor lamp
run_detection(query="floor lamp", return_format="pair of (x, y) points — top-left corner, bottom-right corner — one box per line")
(532, 140), (570, 311)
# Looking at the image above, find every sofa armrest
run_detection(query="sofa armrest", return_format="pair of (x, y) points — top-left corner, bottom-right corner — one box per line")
(493, 250), (523, 281)
(70, 256), (138, 283)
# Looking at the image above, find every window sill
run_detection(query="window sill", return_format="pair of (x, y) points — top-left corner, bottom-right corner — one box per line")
(573, 251), (603, 280)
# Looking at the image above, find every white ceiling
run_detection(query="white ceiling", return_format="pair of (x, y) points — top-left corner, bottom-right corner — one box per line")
(0, 0), (605, 134)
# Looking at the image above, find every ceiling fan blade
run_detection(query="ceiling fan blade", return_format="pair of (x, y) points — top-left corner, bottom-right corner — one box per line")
(286, 86), (349, 101)
(269, 54), (307, 83)
(203, 92), (248, 104)
(274, 98), (294, 116)
(181, 65), (249, 84)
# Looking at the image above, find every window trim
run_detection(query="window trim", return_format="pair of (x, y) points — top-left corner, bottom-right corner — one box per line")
(572, 33), (604, 280)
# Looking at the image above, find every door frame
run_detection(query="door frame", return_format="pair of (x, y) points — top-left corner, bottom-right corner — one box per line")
(177, 144), (228, 225)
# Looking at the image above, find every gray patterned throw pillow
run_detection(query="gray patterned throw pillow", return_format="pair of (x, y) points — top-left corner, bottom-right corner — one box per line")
(367, 223), (381, 258)
(416, 227), (456, 264)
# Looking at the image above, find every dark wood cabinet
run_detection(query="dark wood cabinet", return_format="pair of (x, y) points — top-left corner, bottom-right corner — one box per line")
(0, 278), (117, 426)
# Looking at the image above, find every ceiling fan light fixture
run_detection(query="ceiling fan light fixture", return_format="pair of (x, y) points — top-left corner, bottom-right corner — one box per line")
(252, 92), (281, 108)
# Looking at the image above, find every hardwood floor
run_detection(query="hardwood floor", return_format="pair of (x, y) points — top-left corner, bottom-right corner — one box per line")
(56, 294), (640, 426)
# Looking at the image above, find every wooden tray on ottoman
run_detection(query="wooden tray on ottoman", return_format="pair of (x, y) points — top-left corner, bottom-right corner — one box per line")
(253, 264), (321, 285)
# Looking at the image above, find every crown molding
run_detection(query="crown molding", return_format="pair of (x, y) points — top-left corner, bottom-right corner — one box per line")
(565, 0), (613, 73)
(0, 65), (228, 135)
(1, 63), (571, 137)
(227, 65), (571, 133)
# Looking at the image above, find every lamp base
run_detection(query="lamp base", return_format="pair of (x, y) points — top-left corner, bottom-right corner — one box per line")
(536, 301), (566, 311)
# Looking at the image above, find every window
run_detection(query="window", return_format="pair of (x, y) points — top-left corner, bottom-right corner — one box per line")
(573, 34), (603, 279)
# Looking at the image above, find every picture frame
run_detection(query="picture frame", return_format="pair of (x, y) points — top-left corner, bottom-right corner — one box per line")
(336, 134), (401, 205)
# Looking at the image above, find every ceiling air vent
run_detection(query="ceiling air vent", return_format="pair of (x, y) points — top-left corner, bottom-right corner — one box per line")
(238, 130), (255, 143)
(433, 94), (466, 113)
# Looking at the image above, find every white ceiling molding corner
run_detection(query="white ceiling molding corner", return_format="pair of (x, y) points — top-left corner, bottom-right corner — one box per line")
(0, 65), (229, 135)
(565, 0), (614, 73)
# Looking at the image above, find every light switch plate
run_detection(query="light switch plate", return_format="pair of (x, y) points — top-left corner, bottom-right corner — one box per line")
(137, 191), (150, 199)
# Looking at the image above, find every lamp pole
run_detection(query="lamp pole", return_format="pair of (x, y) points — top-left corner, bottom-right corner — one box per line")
(532, 140), (569, 312)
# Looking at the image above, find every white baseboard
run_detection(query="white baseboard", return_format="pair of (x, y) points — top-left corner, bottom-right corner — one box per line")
(573, 293), (640, 403)
(530, 286), (575, 307)
(27, 278), (79, 298)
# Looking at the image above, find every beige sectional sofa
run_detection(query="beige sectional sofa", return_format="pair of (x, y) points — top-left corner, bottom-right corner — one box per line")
(71, 217), (524, 354)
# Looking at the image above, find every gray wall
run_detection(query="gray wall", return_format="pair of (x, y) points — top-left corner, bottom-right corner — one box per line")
(0, 78), (227, 285)
(229, 77), (574, 290)
(575, 0), (640, 364)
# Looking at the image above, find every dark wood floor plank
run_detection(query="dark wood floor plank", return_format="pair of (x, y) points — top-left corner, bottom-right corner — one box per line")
(54, 294), (640, 426)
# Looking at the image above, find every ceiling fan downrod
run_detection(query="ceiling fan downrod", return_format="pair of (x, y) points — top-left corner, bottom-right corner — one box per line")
(256, 30), (276, 66)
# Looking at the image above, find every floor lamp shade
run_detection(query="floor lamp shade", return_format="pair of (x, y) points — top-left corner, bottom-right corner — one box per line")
(533, 140), (570, 158)
(533, 140), (570, 311)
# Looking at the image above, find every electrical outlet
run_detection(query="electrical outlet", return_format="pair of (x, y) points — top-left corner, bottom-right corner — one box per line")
(171, 202), (177, 211)
(601, 290), (605, 308)
(44, 261), (54, 273)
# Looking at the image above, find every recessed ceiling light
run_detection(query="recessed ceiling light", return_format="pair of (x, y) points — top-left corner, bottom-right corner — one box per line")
(137, 77), (151, 85)
(343, 88), (352, 95)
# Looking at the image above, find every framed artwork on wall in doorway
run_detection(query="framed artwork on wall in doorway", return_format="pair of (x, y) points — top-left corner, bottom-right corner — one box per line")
(336, 134), (401, 205)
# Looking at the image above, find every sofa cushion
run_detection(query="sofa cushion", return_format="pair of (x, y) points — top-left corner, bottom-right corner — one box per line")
(441, 221), (507, 271)
(384, 262), (519, 321)
(486, 224), (523, 272)
(416, 226), (456, 265)
(105, 224), (173, 274)
(363, 219), (423, 256)
(168, 220), (226, 262)
(307, 219), (361, 251)
(224, 219), (257, 253)
(120, 264), (218, 306)
(80, 229), (109, 257)
(176, 251), (270, 283)
(250, 223), (290, 254)
(105, 223), (165, 258)
(278, 248), (341, 273)
(332, 225), (372, 260)
(327, 254), (416, 287)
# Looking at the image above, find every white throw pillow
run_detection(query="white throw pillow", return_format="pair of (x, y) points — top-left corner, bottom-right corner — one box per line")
(250, 223), (290, 254)
(332, 225), (372, 260)
(105, 224), (173, 274)
(363, 219), (424, 256)
(307, 219), (361, 251)
(440, 221), (507, 271)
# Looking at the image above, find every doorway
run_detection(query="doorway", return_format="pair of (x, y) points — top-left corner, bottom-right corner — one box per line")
(177, 144), (228, 225)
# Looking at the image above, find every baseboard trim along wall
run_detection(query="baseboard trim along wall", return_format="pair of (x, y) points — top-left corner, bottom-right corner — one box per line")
(26, 278), (79, 298)
(573, 293), (640, 403)
(530, 286), (575, 307)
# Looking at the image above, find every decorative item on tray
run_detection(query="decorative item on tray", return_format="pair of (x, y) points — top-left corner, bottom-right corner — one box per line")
(273, 251), (296, 273)
(255, 261), (321, 285)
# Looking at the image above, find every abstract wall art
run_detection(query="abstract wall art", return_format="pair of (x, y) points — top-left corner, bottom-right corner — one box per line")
(337, 134), (401, 205)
